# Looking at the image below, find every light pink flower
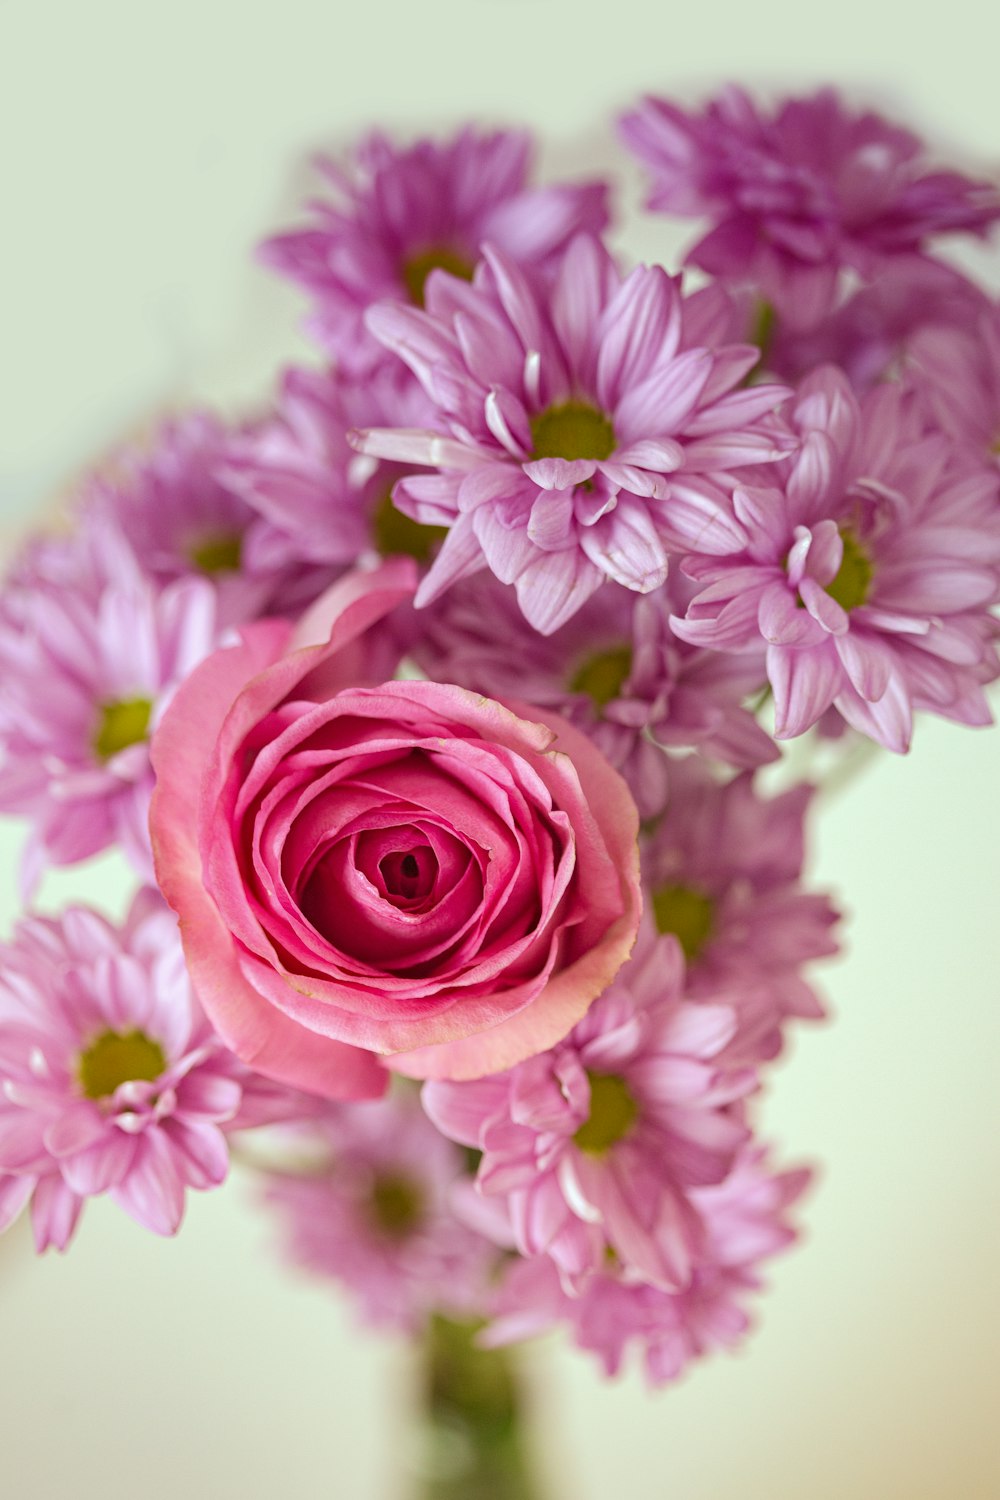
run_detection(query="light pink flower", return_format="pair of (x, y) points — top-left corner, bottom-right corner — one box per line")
(0, 890), (297, 1250)
(673, 367), (1000, 750)
(0, 554), (221, 889)
(620, 86), (1000, 327)
(642, 760), (839, 1059)
(416, 573), (775, 818)
(484, 1146), (809, 1385)
(353, 235), (791, 633)
(149, 558), (641, 1095)
(260, 126), (609, 372)
(263, 1093), (497, 1332)
(424, 933), (755, 1292)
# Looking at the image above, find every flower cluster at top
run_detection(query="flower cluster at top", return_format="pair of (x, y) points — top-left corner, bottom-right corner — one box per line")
(0, 89), (997, 1388)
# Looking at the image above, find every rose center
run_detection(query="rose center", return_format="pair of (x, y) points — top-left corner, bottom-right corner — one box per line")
(78, 1028), (167, 1100)
(652, 883), (715, 963)
(93, 697), (153, 761)
(570, 645), (633, 710)
(825, 530), (873, 612)
(379, 843), (438, 903)
(189, 530), (243, 574)
(371, 490), (447, 563)
(530, 401), (616, 462)
(573, 1072), (638, 1155)
(368, 1170), (425, 1239)
(401, 245), (475, 309)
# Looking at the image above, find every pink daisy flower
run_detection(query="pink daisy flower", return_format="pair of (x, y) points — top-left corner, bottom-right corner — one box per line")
(642, 760), (839, 1059)
(0, 550), (220, 886)
(620, 85), (1000, 327)
(415, 573), (775, 818)
(0, 890), (290, 1250)
(673, 367), (1000, 750)
(423, 934), (755, 1293)
(260, 125), (609, 372)
(354, 235), (791, 632)
(220, 363), (446, 576)
(484, 1146), (809, 1386)
(905, 299), (1000, 465)
(262, 1093), (498, 1333)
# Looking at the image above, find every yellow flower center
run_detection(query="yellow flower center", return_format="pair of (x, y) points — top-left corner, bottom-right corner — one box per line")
(371, 490), (448, 563)
(569, 645), (633, 710)
(189, 531), (243, 574)
(825, 530), (873, 612)
(530, 401), (616, 462)
(573, 1072), (638, 1155)
(401, 246), (475, 309)
(78, 1028), (167, 1100)
(93, 697), (153, 761)
(651, 883), (716, 962)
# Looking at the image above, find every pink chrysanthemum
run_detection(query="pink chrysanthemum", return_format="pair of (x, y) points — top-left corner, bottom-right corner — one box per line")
(424, 934), (755, 1293)
(260, 126), (609, 373)
(415, 573), (775, 818)
(905, 299), (1000, 466)
(642, 760), (839, 1059)
(0, 551), (220, 886)
(484, 1146), (809, 1386)
(263, 1093), (498, 1332)
(220, 363), (445, 576)
(0, 890), (291, 1250)
(620, 86), (1000, 327)
(354, 235), (791, 632)
(673, 367), (1000, 750)
(81, 412), (296, 626)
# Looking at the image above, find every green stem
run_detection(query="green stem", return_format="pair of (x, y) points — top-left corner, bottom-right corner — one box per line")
(407, 1316), (546, 1500)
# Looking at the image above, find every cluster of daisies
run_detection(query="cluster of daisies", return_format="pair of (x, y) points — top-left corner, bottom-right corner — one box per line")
(1, 86), (998, 1387)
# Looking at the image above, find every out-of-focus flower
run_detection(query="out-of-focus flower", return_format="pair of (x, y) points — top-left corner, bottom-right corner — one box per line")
(673, 367), (1000, 750)
(354, 235), (790, 632)
(424, 934), (755, 1292)
(0, 891), (297, 1250)
(260, 126), (609, 372)
(905, 300), (1000, 466)
(620, 86), (1000, 327)
(263, 1093), (498, 1332)
(484, 1146), (810, 1386)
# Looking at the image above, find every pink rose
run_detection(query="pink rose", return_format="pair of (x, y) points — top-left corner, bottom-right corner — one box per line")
(149, 560), (641, 1096)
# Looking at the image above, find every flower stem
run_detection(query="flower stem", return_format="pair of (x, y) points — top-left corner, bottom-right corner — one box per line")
(407, 1316), (545, 1500)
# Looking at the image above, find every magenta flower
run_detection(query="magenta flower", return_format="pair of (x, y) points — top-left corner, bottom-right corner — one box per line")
(260, 126), (609, 372)
(620, 86), (1000, 327)
(0, 890), (289, 1250)
(0, 554), (221, 888)
(354, 235), (791, 632)
(423, 933), (755, 1292)
(263, 1093), (498, 1332)
(642, 760), (839, 1059)
(673, 367), (1000, 750)
(484, 1146), (809, 1385)
(416, 573), (775, 818)
(906, 299), (1000, 465)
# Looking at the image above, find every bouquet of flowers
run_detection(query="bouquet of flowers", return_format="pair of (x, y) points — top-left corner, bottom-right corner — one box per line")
(1, 82), (998, 1497)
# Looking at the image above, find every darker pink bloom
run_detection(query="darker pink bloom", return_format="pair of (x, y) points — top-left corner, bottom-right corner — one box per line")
(149, 559), (641, 1096)
(260, 126), (608, 372)
(620, 86), (1000, 327)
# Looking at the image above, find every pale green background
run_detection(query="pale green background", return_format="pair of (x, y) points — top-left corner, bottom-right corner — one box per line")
(1, 1), (999, 1495)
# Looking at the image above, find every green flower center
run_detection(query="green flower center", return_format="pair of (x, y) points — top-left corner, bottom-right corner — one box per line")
(371, 490), (448, 563)
(530, 401), (616, 462)
(825, 530), (873, 612)
(651, 883), (715, 963)
(569, 645), (633, 710)
(401, 245), (475, 309)
(189, 531), (243, 575)
(573, 1072), (638, 1155)
(369, 1171), (424, 1239)
(93, 697), (153, 761)
(78, 1028), (167, 1100)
